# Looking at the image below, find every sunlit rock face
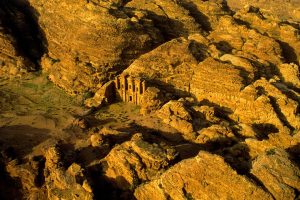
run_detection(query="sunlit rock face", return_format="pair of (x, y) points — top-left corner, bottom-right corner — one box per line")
(227, 0), (300, 22)
(28, 0), (163, 94)
(0, 0), (300, 199)
(135, 151), (273, 200)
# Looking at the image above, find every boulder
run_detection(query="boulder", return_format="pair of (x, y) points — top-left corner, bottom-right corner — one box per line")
(251, 148), (300, 200)
(195, 125), (236, 148)
(278, 63), (300, 88)
(157, 100), (194, 135)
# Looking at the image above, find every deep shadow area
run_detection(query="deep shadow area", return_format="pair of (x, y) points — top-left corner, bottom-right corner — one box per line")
(219, 143), (252, 174)
(0, 156), (24, 200)
(214, 41), (233, 54)
(217, 143), (275, 196)
(116, 122), (185, 144)
(277, 40), (299, 65)
(147, 11), (188, 41)
(88, 164), (134, 200)
(252, 123), (279, 140)
(178, 0), (212, 32)
(0, 0), (47, 69)
(198, 99), (234, 120)
(287, 143), (300, 168)
(0, 125), (50, 157)
(188, 40), (209, 62)
(268, 96), (295, 132)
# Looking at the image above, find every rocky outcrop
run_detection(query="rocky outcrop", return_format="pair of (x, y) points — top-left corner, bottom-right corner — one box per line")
(0, 0), (46, 78)
(227, 0), (300, 22)
(0, 15), (33, 78)
(101, 133), (178, 191)
(5, 145), (93, 199)
(134, 151), (272, 200)
(195, 125), (236, 148)
(251, 148), (300, 200)
(84, 80), (115, 108)
(278, 63), (300, 88)
(208, 16), (283, 65)
(28, 0), (162, 94)
(0, 28), (30, 78)
(233, 6), (300, 64)
(140, 87), (169, 115)
(125, 0), (202, 39)
(124, 37), (205, 94)
(179, 0), (231, 31)
(6, 156), (46, 199)
(44, 146), (93, 200)
(157, 100), (194, 136)
(1, 0), (300, 199)
(190, 57), (246, 101)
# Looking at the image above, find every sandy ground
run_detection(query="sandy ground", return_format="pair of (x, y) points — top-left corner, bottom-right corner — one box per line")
(0, 74), (86, 157)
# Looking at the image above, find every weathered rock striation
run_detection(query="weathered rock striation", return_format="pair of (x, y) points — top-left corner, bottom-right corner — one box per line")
(0, 0), (300, 199)
(134, 151), (273, 200)
(227, 0), (300, 22)
(101, 133), (178, 191)
(28, 0), (163, 94)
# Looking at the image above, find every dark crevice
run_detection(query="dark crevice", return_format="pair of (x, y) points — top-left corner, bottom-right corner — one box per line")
(268, 96), (295, 132)
(0, 0), (48, 70)
(0, 154), (24, 199)
(247, 173), (276, 199)
(33, 155), (46, 187)
(252, 123), (279, 141)
(256, 86), (295, 132)
(277, 40), (299, 65)
(147, 11), (188, 41)
(121, 0), (132, 7)
(178, 0), (212, 32)
(87, 164), (133, 200)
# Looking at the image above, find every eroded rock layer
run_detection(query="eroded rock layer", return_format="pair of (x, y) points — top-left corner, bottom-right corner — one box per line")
(0, 0), (299, 199)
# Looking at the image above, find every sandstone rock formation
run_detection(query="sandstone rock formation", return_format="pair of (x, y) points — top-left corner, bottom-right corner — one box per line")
(84, 81), (115, 108)
(251, 148), (300, 200)
(43, 146), (93, 200)
(233, 6), (300, 64)
(157, 100), (194, 136)
(139, 87), (169, 114)
(125, 38), (202, 94)
(0, 0), (300, 199)
(134, 151), (272, 200)
(227, 0), (300, 22)
(195, 125), (236, 148)
(101, 133), (178, 191)
(0, 27), (29, 78)
(125, 0), (202, 39)
(28, 0), (163, 94)
(0, 0), (46, 78)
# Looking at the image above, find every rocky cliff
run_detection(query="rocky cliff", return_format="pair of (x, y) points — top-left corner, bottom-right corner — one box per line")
(0, 0), (299, 199)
